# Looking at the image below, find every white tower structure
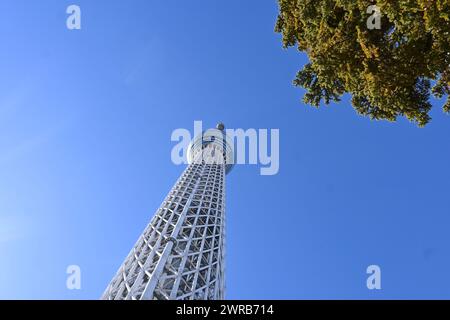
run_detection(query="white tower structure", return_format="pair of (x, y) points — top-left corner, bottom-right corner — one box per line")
(102, 123), (234, 300)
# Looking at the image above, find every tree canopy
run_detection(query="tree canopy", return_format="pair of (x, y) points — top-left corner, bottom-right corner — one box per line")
(275, 0), (450, 126)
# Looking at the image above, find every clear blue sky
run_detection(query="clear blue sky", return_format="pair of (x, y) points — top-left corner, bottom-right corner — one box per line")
(0, 0), (449, 299)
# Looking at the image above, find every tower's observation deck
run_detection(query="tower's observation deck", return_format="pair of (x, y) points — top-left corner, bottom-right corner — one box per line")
(187, 123), (235, 174)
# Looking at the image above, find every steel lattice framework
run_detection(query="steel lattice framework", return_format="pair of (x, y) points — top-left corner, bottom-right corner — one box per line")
(102, 124), (234, 300)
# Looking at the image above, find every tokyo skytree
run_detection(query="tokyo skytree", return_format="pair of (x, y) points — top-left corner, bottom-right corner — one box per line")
(102, 123), (234, 300)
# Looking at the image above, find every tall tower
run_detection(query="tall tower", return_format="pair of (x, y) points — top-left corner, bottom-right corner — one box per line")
(102, 123), (234, 300)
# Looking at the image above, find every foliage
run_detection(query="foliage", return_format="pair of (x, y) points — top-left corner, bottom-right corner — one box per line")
(275, 0), (450, 126)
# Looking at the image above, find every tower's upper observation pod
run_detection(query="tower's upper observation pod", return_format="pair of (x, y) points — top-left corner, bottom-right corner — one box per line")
(187, 123), (235, 174)
(216, 122), (225, 131)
